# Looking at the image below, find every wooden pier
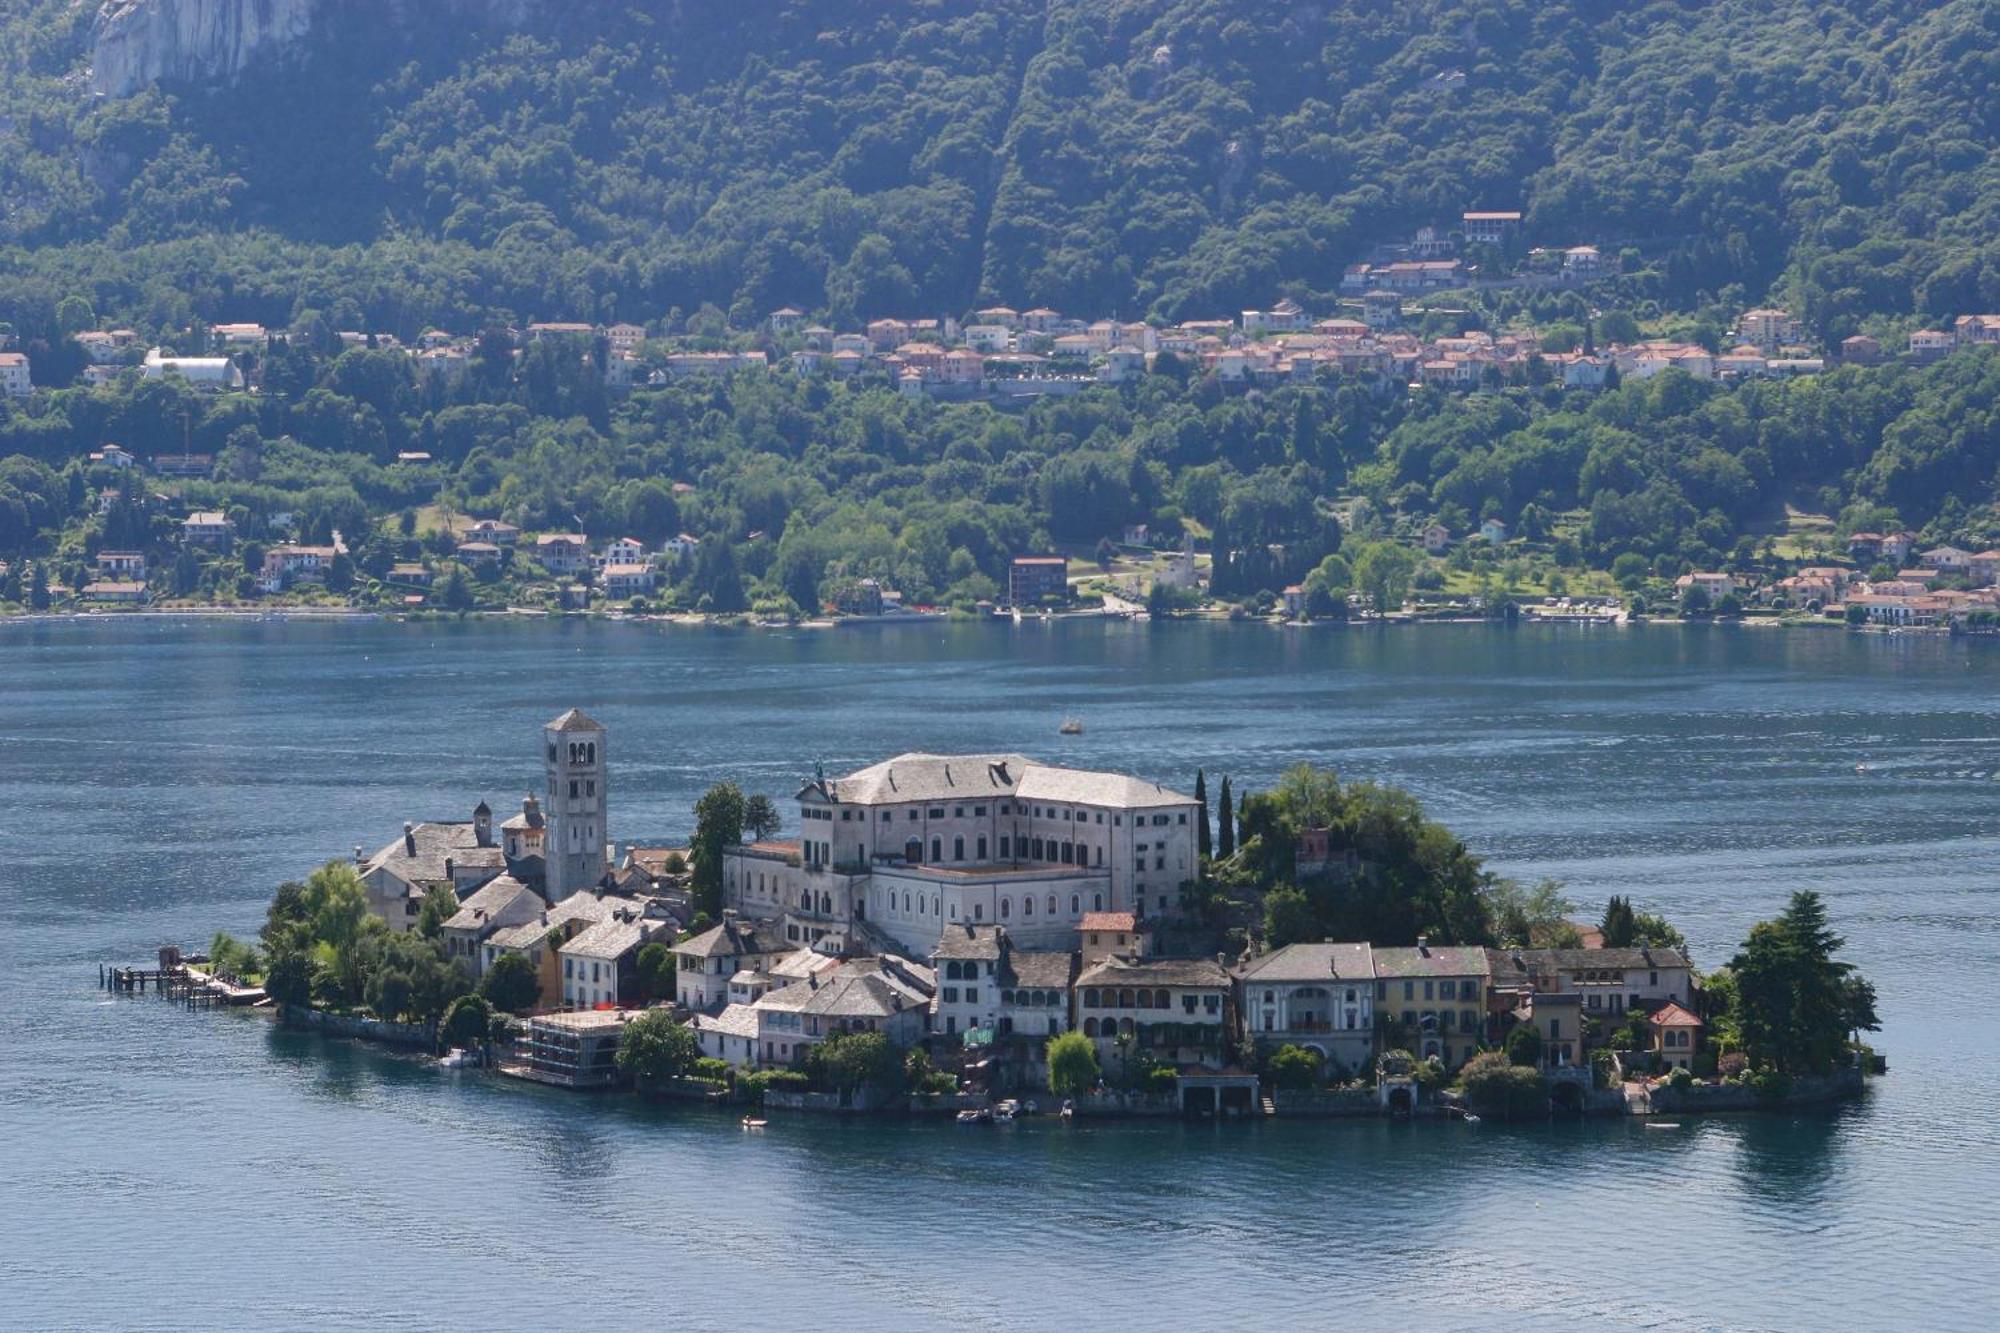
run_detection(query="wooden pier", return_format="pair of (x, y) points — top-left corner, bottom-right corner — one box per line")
(101, 947), (268, 1009)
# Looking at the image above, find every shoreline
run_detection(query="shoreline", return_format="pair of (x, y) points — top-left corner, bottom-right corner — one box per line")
(0, 604), (1943, 636)
(133, 990), (1873, 1128)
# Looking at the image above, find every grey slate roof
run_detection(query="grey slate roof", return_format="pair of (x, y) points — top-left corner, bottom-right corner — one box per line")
(1372, 945), (1491, 979)
(673, 917), (789, 960)
(810, 752), (1195, 809)
(442, 875), (546, 934)
(1078, 956), (1230, 990)
(1511, 946), (1692, 972)
(1238, 942), (1375, 984)
(364, 820), (504, 890)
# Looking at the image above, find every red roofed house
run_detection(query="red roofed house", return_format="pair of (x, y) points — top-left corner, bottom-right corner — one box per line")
(1079, 911), (1152, 963)
(1649, 1001), (1703, 1072)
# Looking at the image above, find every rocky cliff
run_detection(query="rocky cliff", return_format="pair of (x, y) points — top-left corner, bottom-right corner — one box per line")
(89, 0), (536, 97)
(92, 0), (317, 97)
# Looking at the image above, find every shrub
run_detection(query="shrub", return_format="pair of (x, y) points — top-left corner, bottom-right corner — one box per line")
(1668, 1067), (1694, 1091)
(1504, 1022), (1544, 1067)
(1748, 1067), (1794, 1102)
(1458, 1051), (1549, 1117)
(1717, 1051), (1749, 1080)
(692, 1056), (731, 1082)
(1145, 1065), (1179, 1095)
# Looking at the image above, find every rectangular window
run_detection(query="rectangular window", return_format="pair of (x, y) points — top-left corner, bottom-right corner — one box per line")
(964, 988), (977, 1004)
(955, 807), (964, 817)
(944, 987), (958, 1003)
(1000, 836), (1011, 858)
(1423, 981), (1434, 1001)
(1439, 980), (1455, 1000)
(1404, 981), (1414, 1001)
(1182, 996), (1196, 1014)
(975, 806), (986, 816)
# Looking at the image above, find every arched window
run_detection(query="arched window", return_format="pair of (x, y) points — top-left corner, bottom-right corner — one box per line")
(1083, 988), (1099, 1007)
(1119, 1017), (1134, 1037)
(953, 835), (964, 862)
(1000, 989), (1013, 1005)
(1024, 896), (1034, 917)
(931, 837), (942, 862)
(1093, 894), (1103, 911)
(1084, 1018), (1099, 1037)
(905, 837), (922, 864)
(1155, 989), (1170, 1009)
(1000, 898), (1010, 919)
(973, 903), (983, 921)
(1070, 895), (1080, 914)
(1118, 988), (1134, 1008)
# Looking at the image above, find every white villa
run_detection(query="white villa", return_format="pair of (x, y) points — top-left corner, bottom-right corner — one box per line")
(1237, 942), (1377, 1072)
(722, 753), (1201, 956)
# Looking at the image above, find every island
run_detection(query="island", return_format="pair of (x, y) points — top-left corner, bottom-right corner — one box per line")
(120, 707), (1883, 1124)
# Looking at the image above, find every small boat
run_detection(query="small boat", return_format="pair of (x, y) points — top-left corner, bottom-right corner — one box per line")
(741, 1116), (768, 1130)
(993, 1098), (1019, 1123)
(1461, 1113), (1481, 1124)
(957, 1108), (993, 1126)
(1022, 1099), (1040, 1117)
(1058, 716), (1084, 735)
(439, 1047), (478, 1069)
(1645, 1121), (1681, 1130)
(1059, 1098), (1075, 1121)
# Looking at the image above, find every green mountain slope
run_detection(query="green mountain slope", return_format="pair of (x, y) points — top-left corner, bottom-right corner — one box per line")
(0, 0), (1994, 334)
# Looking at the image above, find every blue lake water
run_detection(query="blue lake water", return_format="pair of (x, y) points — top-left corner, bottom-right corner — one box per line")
(2, 618), (1997, 1330)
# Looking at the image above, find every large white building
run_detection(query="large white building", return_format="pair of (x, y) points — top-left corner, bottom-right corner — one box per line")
(723, 753), (1201, 955)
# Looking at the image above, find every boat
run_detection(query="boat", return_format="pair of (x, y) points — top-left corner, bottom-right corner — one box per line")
(1462, 1113), (1481, 1124)
(993, 1098), (1018, 1123)
(1022, 1099), (1040, 1116)
(1058, 716), (1084, 735)
(1059, 1098), (1075, 1121)
(956, 1108), (993, 1126)
(1645, 1121), (1681, 1130)
(741, 1116), (768, 1129)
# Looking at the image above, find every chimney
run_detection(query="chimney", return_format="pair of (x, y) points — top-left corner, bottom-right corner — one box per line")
(1218, 951), (1229, 969)
(444, 857), (455, 882)
(1417, 934), (1430, 956)
(403, 822), (416, 857)
(353, 844), (365, 865)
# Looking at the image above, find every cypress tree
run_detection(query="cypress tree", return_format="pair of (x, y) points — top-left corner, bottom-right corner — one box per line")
(1194, 769), (1212, 859)
(1217, 776), (1235, 859)
(1600, 895), (1636, 948)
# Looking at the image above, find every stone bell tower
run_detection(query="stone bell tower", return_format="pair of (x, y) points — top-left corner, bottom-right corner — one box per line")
(543, 708), (607, 900)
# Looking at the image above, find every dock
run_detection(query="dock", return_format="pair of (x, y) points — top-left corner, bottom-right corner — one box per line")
(101, 946), (268, 1009)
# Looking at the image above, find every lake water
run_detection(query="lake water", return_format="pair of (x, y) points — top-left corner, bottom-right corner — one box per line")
(3, 618), (1997, 1331)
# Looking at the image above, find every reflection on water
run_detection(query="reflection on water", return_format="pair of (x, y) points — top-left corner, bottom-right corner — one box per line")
(4, 619), (1998, 1329)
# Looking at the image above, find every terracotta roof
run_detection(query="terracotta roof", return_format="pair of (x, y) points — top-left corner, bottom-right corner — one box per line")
(1648, 1001), (1703, 1028)
(1079, 912), (1139, 933)
(547, 707), (603, 733)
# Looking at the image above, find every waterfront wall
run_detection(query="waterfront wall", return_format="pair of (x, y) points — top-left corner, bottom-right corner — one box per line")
(1648, 1067), (1864, 1114)
(1272, 1088), (1380, 1117)
(290, 1006), (434, 1050)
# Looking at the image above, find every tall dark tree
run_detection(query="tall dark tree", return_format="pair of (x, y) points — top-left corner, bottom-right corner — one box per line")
(1194, 769), (1212, 860)
(1600, 895), (1637, 948)
(691, 781), (747, 917)
(1217, 776), (1235, 859)
(1727, 890), (1863, 1074)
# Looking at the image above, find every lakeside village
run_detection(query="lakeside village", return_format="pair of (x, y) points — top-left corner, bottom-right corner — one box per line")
(6, 209), (2000, 632)
(113, 709), (1884, 1125)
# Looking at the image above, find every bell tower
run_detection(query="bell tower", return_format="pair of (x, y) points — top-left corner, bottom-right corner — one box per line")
(543, 708), (607, 900)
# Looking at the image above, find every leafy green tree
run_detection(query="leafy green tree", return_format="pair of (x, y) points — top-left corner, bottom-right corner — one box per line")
(691, 781), (747, 918)
(635, 941), (677, 1003)
(1486, 877), (1576, 949)
(744, 793), (781, 842)
(1504, 1021), (1544, 1067)
(1046, 1030), (1100, 1097)
(1352, 542), (1417, 615)
(414, 884), (460, 939)
(479, 950), (542, 1014)
(263, 949), (315, 1011)
(808, 1030), (899, 1095)
(1458, 1051), (1549, 1117)
(1263, 885), (1315, 948)
(1266, 1043), (1323, 1091)
(616, 1009), (699, 1081)
(441, 993), (495, 1051)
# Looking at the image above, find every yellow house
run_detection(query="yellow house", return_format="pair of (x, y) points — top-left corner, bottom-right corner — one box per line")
(1372, 938), (1490, 1069)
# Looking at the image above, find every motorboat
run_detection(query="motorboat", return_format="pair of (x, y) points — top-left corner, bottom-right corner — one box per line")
(741, 1116), (768, 1130)
(1059, 716), (1084, 735)
(956, 1108), (993, 1126)
(1059, 1099), (1075, 1121)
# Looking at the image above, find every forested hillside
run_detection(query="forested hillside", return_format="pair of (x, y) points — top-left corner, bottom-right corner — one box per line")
(0, 0), (1994, 336)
